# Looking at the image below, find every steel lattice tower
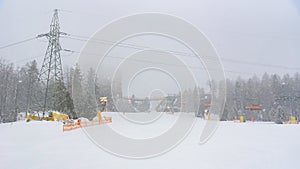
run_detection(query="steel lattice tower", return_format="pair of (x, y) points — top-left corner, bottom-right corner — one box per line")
(38, 9), (67, 113)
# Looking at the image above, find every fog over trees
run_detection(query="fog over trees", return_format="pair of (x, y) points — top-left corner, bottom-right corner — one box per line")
(1, 59), (299, 123)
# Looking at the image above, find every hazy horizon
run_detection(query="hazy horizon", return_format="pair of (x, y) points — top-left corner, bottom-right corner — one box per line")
(0, 0), (300, 80)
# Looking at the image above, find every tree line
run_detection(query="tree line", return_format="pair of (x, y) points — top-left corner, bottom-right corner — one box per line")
(1, 59), (299, 122)
(0, 59), (117, 122)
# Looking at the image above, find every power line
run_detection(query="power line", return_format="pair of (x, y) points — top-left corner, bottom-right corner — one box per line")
(65, 34), (300, 71)
(63, 10), (300, 41)
(70, 50), (265, 76)
(1, 32), (299, 74)
(0, 37), (37, 50)
(222, 58), (300, 71)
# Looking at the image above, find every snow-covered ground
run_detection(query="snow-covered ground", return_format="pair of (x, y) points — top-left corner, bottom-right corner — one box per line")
(1, 112), (299, 169)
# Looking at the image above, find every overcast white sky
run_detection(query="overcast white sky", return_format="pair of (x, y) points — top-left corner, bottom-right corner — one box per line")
(0, 0), (300, 79)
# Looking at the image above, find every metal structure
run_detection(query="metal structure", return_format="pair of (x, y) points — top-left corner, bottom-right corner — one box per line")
(156, 95), (179, 113)
(37, 9), (67, 113)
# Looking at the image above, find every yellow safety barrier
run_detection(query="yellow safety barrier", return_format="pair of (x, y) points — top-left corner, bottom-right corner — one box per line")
(25, 112), (69, 122)
(25, 114), (31, 122)
(240, 116), (245, 123)
(288, 116), (298, 124)
(31, 115), (39, 120)
(43, 117), (54, 121)
(25, 114), (39, 122)
(207, 114), (211, 120)
(52, 111), (69, 121)
(97, 110), (103, 122)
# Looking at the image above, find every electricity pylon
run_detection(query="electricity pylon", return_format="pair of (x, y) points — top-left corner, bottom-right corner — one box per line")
(37, 9), (67, 114)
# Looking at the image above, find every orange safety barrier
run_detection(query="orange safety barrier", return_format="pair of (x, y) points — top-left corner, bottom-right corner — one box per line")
(63, 117), (112, 132)
(62, 123), (81, 132)
(104, 117), (112, 123)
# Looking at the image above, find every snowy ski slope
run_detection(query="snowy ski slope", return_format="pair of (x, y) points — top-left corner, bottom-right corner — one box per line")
(1, 112), (299, 169)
